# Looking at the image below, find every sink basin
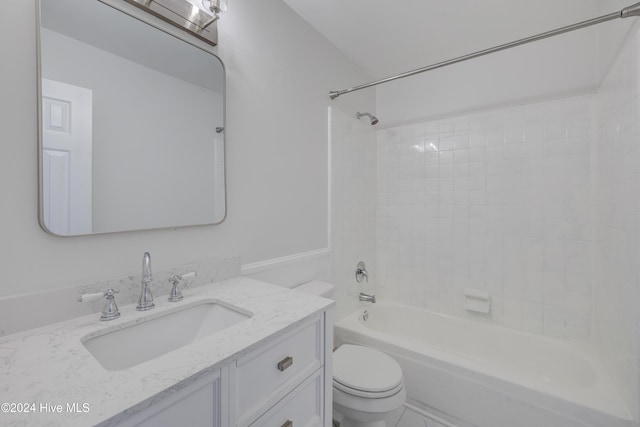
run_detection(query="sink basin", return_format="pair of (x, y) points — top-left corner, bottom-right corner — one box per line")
(82, 300), (252, 371)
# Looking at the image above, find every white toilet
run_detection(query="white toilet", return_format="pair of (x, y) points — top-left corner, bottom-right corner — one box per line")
(293, 281), (406, 427)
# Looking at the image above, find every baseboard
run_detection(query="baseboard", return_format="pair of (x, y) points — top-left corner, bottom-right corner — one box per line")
(404, 402), (460, 427)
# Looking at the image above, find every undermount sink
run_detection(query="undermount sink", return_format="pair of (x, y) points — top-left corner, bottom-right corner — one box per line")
(82, 300), (252, 371)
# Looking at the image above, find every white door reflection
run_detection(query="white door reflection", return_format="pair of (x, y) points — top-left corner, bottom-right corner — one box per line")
(41, 78), (92, 235)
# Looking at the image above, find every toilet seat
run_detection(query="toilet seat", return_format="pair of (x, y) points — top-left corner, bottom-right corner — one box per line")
(333, 344), (404, 398)
(333, 378), (404, 398)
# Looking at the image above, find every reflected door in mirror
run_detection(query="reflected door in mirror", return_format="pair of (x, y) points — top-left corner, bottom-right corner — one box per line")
(41, 79), (93, 235)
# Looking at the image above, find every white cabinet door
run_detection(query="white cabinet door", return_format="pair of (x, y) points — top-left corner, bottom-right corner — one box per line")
(119, 370), (223, 427)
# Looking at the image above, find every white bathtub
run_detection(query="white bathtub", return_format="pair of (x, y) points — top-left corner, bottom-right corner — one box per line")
(334, 303), (635, 427)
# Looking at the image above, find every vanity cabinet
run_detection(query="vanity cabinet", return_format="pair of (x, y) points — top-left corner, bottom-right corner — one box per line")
(118, 370), (223, 427)
(117, 310), (332, 427)
(1, 277), (335, 427)
(234, 315), (327, 427)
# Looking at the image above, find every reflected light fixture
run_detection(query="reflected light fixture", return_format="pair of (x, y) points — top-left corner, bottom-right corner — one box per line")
(185, 0), (229, 24)
(203, 0), (228, 15)
(124, 0), (229, 46)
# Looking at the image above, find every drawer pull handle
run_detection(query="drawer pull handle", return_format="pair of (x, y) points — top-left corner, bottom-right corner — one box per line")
(277, 356), (293, 372)
(281, 420), (293, 427)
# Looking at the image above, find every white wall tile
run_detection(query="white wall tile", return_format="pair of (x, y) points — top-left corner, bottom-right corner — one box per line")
(376, 94), (594, 340)
(594, 22), (640, 421)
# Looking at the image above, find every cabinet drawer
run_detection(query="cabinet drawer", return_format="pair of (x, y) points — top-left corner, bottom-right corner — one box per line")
(250, 369), (323, 427)
(236, 317), (323, 423)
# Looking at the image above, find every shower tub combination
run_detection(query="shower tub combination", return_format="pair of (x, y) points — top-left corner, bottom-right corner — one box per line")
(335, 303), (634, 427)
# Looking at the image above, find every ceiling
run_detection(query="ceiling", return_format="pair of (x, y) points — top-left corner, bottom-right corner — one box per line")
(283, 0), (628, 81)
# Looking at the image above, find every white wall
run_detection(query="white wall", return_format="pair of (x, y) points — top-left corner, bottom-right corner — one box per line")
(596, 0), (637, 81)
(376, 31), (599, 127)
(0, 0), (373, 299)
(594, 21), (640, 421)
(375, 0), (636, 128)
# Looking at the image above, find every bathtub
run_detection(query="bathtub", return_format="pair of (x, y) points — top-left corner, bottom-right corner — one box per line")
(334, 303), (635, 427)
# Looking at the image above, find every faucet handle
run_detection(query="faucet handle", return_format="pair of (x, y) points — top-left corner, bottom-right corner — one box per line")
(77, 288), (119, 302)
(168, 272), (196, 302)
(77, 289), (120, 321)
(168, 273), (184, 302)
(100, 289), (121, 321)
(77, 292), (105, 303)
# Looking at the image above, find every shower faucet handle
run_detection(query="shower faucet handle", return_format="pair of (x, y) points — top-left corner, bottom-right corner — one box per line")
(355, 261), (368, 283)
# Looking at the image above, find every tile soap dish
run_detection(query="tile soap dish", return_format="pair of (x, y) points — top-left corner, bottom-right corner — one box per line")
(464, 288), (491, 314)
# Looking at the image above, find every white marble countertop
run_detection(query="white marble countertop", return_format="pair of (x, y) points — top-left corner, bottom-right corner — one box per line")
(0, 277), (334, 427)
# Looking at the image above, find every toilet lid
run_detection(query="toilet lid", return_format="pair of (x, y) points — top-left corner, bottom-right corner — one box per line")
(333, 345), (403, 394)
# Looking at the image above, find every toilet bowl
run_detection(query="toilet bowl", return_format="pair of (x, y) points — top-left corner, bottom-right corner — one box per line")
(332, 344), (406, 427)
(293, 281), (406, 427)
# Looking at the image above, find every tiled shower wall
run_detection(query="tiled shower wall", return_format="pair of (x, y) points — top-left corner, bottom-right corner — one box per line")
(376, 95), (594, 340)
(330, 107), (378, 319)
(594, 24), (640, 420)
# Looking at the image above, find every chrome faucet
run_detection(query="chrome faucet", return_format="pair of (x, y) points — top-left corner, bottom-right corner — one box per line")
(136, 252), (155, 311)
(359, 292), (376, 303)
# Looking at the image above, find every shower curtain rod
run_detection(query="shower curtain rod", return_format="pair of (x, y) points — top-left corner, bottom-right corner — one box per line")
(329, 2), (640, 100)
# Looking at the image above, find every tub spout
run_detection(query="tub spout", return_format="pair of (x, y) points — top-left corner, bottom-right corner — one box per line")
(359, 292), (376, 303)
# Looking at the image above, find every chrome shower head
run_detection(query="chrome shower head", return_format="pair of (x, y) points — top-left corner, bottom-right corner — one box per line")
(356, 112), (379, 125)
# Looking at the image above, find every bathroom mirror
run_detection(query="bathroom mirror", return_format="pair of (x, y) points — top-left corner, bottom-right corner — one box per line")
(37, 0), (226, 236)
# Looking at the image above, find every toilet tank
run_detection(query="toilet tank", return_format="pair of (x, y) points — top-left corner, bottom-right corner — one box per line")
(293, 280), (335, 300)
